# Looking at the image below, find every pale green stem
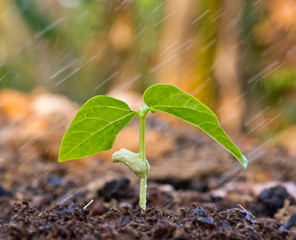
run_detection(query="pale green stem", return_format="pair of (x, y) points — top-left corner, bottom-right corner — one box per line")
(139, 106), (146, 161)
(139, 176), (147, 210)
(138, 106), (149, 210)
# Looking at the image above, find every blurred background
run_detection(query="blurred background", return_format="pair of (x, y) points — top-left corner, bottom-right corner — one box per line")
(0, 0), (296, 151)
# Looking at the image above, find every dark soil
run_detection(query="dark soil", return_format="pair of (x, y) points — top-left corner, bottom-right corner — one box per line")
(1, 175), (296, 240)
(1, 201), (291, 240)
(1, 111), (296, 239)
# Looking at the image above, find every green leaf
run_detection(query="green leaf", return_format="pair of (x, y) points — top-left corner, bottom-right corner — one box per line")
(59, 96), (136, 162)
(143, 84), (248, 168)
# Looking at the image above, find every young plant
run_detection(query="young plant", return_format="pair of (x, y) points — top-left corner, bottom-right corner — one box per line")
(58, 84), (248, 210)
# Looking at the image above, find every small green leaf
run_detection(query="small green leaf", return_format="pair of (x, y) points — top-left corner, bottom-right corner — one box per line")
(59, 96), (136, 162)
(143, 84), (247, 168)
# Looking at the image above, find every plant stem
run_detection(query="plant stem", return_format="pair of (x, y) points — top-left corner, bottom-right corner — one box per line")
(139, 106), (146, 161)
(138, 106), (149, 210)
(139, 176), (147, 210)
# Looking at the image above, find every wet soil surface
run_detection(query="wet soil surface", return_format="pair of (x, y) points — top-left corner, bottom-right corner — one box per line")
(1, 111), (296, 239)
(1, 201), (292, 240)
(1, 174), (296, 239)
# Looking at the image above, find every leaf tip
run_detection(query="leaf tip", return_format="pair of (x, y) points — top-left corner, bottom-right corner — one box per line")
(58, 155), (65, 163)
(58, 150), (69, 163)
(242, 154), (248, 168)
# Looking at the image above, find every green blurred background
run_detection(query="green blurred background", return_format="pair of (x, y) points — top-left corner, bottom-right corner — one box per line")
(1, 0), (296, 143)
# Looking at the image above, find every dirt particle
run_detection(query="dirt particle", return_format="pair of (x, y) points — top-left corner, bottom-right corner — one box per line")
(97, 178), (136, 202)
(250, 186), (296, 217)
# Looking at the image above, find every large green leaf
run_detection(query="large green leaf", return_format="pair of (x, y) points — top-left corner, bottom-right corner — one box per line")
(59, 96), (136, 162)
(143, 84), (248, 168)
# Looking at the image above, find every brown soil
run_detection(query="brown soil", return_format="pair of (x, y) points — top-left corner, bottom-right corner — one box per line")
(1, 104), (296, 239)
(1, 200), (291, 240)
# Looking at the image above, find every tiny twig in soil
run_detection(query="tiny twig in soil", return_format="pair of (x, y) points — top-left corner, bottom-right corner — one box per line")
(83, 199), (94, 210)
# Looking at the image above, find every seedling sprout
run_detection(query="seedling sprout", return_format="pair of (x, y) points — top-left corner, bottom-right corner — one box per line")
(59, 84), (248, 210)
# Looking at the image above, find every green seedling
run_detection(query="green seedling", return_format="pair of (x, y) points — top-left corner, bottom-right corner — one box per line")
(58, 84), (248, 210)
